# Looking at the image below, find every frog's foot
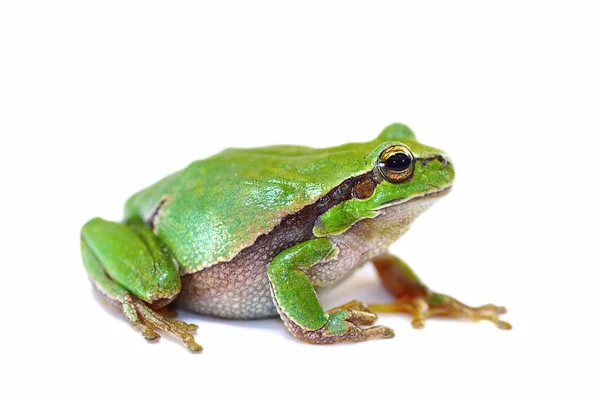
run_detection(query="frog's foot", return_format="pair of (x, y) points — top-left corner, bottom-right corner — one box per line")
(122, 296), (202, 352)
(369, 253), (512, 330)
(289, 300), (395, 344)
(370, 293), (511, 330)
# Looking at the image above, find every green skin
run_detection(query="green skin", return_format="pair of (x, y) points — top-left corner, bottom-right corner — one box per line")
(81, 123), (508, 351)
(122, 123), (451, 273)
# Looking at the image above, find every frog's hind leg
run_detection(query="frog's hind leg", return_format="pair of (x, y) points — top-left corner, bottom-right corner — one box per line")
(81, 217), (202, 352)
(368, 253), (511, 330)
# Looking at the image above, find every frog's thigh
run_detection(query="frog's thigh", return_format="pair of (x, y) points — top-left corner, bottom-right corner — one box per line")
(268, 238), (394, 344)
(81, 218), (201, 351)
(369, 253), (511, 330)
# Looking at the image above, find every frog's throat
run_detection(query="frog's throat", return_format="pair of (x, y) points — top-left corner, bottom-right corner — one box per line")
(372, 183), (453, 211)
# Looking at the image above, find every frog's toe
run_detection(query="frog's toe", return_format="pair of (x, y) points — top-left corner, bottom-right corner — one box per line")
(371, 294), (512, 330)
(361, 325), (395, 340)
(474, 303), (508, 315)
(123, 296), (203, 352)
(334, 321), (395, 342)
(320, 308), (394, 343)
(426, 295), (512, 330)
(123, 302), (161, 340)
(327, 300), (378, 325)
(168, 319), (199, 333)
(458, 302), (511, 330)
(344, 309), (378, 326)
(327, 299), (371, 313)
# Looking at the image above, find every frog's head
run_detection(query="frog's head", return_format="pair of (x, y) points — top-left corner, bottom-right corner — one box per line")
(359, 123), (455, 211)
(314, 123), (455, 237)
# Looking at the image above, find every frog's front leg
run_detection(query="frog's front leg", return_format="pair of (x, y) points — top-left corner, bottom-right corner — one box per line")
(81, 218), (202, 352)
(369, 253), (511, 330)
(268, 238), (394, 344)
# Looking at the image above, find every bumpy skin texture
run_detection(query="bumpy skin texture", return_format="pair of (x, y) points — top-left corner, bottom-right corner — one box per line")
(82, 123), (490, 350)
(124, 124), (450, 274)
(176, 183), (445, 319)
(120, 124), (454, 320)
(175, 172), (362, 318)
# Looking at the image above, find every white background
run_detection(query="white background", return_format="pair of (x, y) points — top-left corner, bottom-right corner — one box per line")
(1, 1), (599, 399)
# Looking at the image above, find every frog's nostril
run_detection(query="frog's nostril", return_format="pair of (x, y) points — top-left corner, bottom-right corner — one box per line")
(437, 156), (447, 166)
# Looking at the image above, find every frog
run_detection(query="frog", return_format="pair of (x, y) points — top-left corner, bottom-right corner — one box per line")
(80, 123), (511, 352)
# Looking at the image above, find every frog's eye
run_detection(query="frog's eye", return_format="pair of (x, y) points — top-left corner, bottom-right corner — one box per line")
(378, 145), (415, 183)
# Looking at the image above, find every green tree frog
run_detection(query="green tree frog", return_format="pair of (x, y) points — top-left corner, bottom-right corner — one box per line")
(81, 123), (510, 352)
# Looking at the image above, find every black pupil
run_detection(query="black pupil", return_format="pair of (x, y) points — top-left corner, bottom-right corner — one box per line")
(385, 153), (411, 171)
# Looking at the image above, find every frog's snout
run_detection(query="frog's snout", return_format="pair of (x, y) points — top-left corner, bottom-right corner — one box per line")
(435, 153), (455, 184)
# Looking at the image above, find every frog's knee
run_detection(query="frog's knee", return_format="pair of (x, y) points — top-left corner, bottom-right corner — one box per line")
(81, 217), (181, 307)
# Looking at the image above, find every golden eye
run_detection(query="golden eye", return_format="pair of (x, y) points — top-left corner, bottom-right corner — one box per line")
(377, 145), (414, 183)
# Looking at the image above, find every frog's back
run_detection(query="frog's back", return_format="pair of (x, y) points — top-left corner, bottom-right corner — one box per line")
(125, 142), (378, 274)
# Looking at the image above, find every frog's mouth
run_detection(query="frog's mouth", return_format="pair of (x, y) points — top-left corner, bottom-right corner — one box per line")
(374, 184), (453, 210)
